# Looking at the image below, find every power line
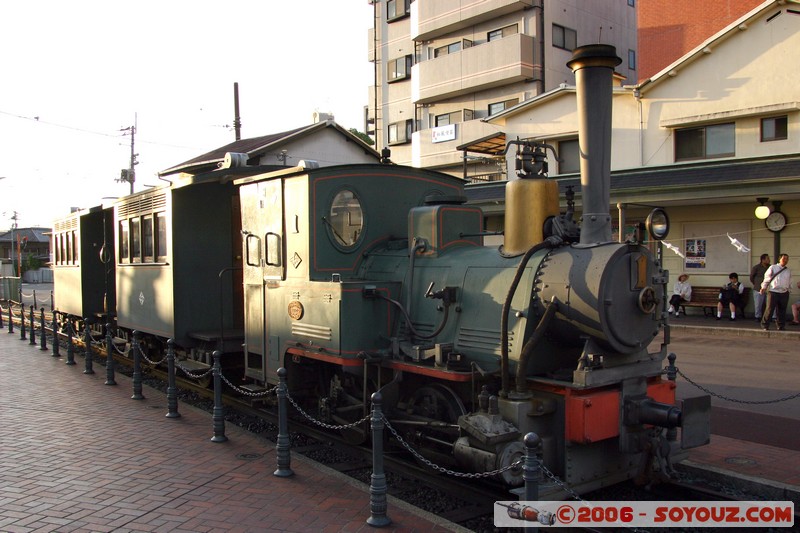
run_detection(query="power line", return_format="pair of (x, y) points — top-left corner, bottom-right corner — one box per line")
(0, 109), (204, 150)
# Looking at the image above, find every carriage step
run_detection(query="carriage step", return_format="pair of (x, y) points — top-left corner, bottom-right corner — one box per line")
(177, 358), (210, 371)
(240, 383), (268, 393)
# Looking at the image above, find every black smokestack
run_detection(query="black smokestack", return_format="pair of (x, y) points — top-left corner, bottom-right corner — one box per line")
(567, 45), (621, 245)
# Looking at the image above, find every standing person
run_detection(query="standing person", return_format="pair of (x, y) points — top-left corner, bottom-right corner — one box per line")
(717, 273), (744, 321)
(667, 273), (691, 317)
(760, 254), (791, 331)
(750, 253), (770, 321)
(791, 281), (800, 325)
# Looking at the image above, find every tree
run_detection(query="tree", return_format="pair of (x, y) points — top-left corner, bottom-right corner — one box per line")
(349, 128), (374, 146)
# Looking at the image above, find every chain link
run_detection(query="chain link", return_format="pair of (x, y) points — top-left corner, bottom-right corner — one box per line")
(383, 417), (521, 479)
(285, 391), (372, 430)
(138, 348), (167, 366)
(220, 373), (277, 397)
(678, 368), (800, 404)
(174, 361), (214, 380)
(112, 343), (130, 356)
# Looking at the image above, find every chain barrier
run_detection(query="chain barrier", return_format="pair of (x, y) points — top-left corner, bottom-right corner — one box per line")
(382, 416), (521, 479)
(112, 342), (131, 356)
(285, 391), (372, 430)
(7, 301), (22, 318)
(677, 368), (800, 404)
(219, 373), (278, 398)
(174, 360), (214, 380)
(138, 348), (167, 366)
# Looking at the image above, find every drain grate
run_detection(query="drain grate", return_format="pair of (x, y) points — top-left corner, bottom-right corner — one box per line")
(724, 456), (758, 466)
(236, 453), (263, 460)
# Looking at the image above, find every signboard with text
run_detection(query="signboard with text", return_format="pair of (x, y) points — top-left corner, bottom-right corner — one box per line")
(431, 124), (457, 143)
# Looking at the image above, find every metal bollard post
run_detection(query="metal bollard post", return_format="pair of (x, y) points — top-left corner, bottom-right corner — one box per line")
(19, 303), (26, 340)
(210, 350), (227, 442)
(165, 339), (180, 418)
(274, 367), (293, 477)
(131, 331), (144, 399)
(104, 323), (116, 385)
(665, 353), (678, 444)
(7, 303), (13, 334)
(29, 306), (36, 345)
(66, 321), (75, 365)
(367, 392), (391, 527)
(50, 291), (54, 311)
(0, 301), (3, 329)
(83, 318), (94, 374)
(523, 432), (542, 503)
(522, 432), (543, 533)
(39, 308), (47, 351)
(33, 290), (37, 310)
(51, 311), (60, 358)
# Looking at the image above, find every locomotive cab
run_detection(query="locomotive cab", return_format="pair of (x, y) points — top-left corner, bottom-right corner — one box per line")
(235, 163), (467, 384)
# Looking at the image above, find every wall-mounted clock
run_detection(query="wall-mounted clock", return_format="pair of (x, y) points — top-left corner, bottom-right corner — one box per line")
(765, 211), (787, 233)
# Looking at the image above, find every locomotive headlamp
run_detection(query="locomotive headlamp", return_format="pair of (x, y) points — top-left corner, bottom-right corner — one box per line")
(645, 208), (670, 241)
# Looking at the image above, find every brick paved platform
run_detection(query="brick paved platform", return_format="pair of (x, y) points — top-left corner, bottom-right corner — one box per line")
(0, 332), (464, 533)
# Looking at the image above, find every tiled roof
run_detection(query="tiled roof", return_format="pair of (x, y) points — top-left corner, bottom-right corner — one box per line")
(159, 121), (375, 176)
(465, 154), (800, 203)
(0, 227), (50, 243)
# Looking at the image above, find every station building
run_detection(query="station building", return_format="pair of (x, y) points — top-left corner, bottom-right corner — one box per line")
(462, 0), (799, 297)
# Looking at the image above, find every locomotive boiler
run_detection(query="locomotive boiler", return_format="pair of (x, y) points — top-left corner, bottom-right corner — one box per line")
(236, 45), (710, 495)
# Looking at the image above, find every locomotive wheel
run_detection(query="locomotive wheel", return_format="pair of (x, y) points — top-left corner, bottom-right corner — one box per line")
(405, 384), (467, 423)
(396, 384), (467, 466)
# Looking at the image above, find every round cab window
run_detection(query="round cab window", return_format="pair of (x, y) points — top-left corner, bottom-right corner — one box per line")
(328, 189), (363, 249)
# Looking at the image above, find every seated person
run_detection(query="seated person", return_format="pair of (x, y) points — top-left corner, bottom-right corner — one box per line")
(717, 272), (745, 321)
(667, 273), (691, 317)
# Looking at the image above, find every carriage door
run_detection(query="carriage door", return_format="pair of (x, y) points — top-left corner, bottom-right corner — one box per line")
(242, 178), (284, 382)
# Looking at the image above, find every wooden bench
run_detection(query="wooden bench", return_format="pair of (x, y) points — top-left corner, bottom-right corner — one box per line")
(679, 286), (751, 318)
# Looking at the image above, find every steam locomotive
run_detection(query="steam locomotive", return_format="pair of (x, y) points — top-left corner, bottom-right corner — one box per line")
(233, 45), (710, 494)
(52, 44), (709, 496)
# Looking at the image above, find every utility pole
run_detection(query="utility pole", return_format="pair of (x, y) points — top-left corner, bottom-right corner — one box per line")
(117, 113), (139, 195)
(8, 211), (19, 276)
(233, 82), (242, 141)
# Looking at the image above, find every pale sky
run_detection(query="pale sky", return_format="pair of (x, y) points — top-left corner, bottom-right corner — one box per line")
(0, 1), (374, 228)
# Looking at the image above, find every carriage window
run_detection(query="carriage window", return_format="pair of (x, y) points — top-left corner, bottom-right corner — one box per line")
(58, 234), (65, 265)
(130, 218), (141, 263)
(327, 189), (364, 249)
(66, 232), (73, 264)
(156, 212), (167, 261)
(119, 220), (130, 264)
(142, 215), (154, 262)
(72, 230), (79, 264)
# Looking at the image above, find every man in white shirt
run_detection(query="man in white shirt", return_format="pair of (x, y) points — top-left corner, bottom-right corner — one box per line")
(760, 254), (791, 331)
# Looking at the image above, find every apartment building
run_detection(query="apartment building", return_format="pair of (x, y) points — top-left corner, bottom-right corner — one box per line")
(366, 0), (637, 176)
(638, 0), (762, 81)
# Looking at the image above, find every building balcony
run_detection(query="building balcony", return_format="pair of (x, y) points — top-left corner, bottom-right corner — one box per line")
(412, 33), (536, 104)
(412, 119), (507, 170)
(412, 0), (535, 42)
